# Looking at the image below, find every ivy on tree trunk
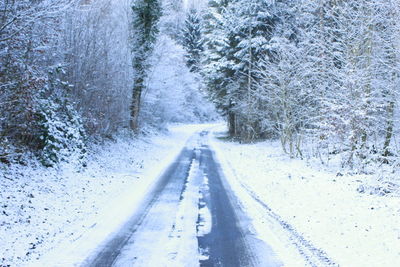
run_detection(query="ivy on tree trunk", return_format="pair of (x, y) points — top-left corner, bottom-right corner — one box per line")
(130, 0), (162, 131)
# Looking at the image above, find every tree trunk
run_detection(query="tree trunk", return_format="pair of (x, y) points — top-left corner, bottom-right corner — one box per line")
(130, 77), (143, 131)
(382, 101), (395, 159)
(228, 111), (236, 136)
(361, 11), (373, 149)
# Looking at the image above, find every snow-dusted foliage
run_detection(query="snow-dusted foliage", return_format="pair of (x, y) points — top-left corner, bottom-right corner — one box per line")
(63, 0), (134, 136)
(37, 95), (86, 167)
(202, 0), (400, 172)
(0, 0), (127, 164)
(202, 0), (276, 140)
(161, 0), (185, 39)
(0, 0), (87, 164)
(1, 0), (215, 165)
(181, 8), (204, 73)
(140, 36), (218, 131)
(129, 0), (162, 131)
(139, 2), (218, 131)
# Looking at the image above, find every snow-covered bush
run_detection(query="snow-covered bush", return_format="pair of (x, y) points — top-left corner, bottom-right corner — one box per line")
(37, 97), (86, 167)
(35, 66), (87, 167)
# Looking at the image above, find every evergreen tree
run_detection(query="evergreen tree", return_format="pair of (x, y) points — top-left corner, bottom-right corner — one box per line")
(203, 0), (276, 140)
(182, 8), (204, 73)
(202, 0), (236, 135)
(229, 0), (277, 141)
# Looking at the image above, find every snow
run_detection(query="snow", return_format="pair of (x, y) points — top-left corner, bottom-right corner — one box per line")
(3, 122), (398, 266)
(141, 32), (219, 128)
(197, 175), (212, 238)
(210, 125), (400, 267)
(163, 157), (202, 267)
(0, 124), (211, 267)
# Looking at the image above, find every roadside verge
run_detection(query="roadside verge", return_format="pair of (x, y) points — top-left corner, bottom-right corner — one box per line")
(209, 125), (400, 267)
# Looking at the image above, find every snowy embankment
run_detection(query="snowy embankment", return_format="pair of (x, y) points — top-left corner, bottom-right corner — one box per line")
(0, 124), (208, 267)
(210, 126), (400, 267)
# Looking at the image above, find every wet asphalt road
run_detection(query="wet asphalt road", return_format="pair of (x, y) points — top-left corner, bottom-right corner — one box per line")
(197, 142), (252, 267)
(82, 131), (281, 267)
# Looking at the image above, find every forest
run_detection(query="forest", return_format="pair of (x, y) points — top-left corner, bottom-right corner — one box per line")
(1, 0), (400, 266)
(202, 0), (400, 174)
(0, 0), (215, 168)
(1, 0), (400, 172)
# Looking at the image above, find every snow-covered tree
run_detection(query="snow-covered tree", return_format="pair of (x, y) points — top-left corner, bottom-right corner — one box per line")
(140, 35), (218, 130)
(202, 0), (237, 135)
(203, 0), (276, 140)
(161, 0), (185, 40)
(130, 0), (162, 131)
(182, 8), (204, 72)
(139, 0), (218, 130)
(0, 0), (87, 163)
(63, 0), (134, 136)
(0, 0), (133, 164)
(201, 0), (400, 170)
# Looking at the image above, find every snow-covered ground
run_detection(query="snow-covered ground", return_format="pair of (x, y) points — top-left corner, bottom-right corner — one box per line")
(210, 125), (400, 267)
(2, 123), (399, 267)
(0, 124), (210, 267)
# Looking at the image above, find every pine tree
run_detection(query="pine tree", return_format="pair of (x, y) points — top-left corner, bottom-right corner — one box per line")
(182, 8), (204, 73)
(203, 0), (276, 140)
(230, 0), (277, 141)
(202, 0), (236, 135)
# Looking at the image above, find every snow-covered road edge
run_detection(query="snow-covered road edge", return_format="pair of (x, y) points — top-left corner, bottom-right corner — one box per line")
(208, 131), (310, 266)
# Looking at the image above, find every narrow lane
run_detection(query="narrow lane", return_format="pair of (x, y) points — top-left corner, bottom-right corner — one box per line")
(196, 131), (281, 267)
(82, 131), (281, 267)
(197, 143), (252, 266)
(83, 147), (196, 266)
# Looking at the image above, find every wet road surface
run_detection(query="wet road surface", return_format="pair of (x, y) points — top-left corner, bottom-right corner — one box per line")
(82, 131), (281, 267)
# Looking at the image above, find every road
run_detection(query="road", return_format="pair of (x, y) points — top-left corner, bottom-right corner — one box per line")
(82, 130), (282, 267)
